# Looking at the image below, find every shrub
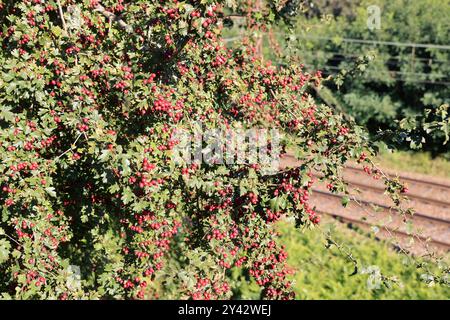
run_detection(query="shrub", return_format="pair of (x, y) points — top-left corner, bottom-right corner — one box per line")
(232, 220), (450, 299)
(0, 0), (423, 299)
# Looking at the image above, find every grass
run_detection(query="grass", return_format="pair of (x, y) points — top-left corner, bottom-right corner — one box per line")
(232, 218), (450, 300)
(376, 150), (450, 179)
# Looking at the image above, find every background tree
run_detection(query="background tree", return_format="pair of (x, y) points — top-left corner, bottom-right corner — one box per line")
(270, 0), (449, 156)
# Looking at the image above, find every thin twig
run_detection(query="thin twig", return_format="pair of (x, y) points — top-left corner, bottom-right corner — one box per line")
(1, 232), (21, 247)
(56, 132), (83, 160)
(94, 3), (133, 33)
(56, 0), (69, 34)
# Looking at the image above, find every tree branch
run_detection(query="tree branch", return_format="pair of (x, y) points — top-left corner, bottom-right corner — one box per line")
(56, 0), (69, 34)
(94, 3), (133, 33)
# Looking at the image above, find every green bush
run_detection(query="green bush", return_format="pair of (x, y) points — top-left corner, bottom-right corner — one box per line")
(275, 0), (450, 155)
(232, 220), (450, 299)
(0, 0), (394, 300)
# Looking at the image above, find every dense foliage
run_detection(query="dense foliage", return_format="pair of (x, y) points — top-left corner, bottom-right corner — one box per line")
(233, 220), (450, 299)
(275, 0), (450, 156)
(0, 0), (442, 300)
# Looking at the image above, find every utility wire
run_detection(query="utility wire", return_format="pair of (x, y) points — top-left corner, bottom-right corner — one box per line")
(302, 64), (450, 86)
(300, 55), (448, 78)
(297, 49), (449, 64)
(278, 34), (450, 50)
(222, 36), (450, 85)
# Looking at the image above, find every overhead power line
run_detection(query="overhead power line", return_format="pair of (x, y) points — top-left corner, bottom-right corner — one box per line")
(298, 49), (449, 64)
(302, 64), (450, 86)
(222, 35), (450, 85)
(299, 52), (449, 78)
(281, 34), (450, 50)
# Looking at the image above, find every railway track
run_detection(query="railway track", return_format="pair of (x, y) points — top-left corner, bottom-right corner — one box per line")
(315, 209), (450, 254)
(313, 189), (450, 226)
(345, 164), (450, 190)
(279, 154), (450, 253)
(311, 190), (450, 254)
(342, 179), (450, 210)
(344, 165), (450, 210)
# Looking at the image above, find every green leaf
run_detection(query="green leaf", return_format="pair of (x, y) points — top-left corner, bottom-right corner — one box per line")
(99, 150), (111, 162)
(0, 239), (11, 264)
(0, 106), (14, 122)
(51, 26), (63, 37)
(270, 197), (280, 211)
(341, 196), (350, 207)
(45, 187), (57, 197)
(121, 188), (134, 204)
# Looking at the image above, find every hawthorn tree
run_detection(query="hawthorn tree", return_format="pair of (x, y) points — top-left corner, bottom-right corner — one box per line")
(0, 0), (420, 299)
